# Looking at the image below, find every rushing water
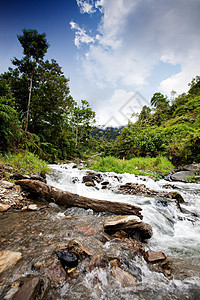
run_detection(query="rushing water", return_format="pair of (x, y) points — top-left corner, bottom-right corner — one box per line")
(47, 163), (200, 299)
(0, 163), (200, 299)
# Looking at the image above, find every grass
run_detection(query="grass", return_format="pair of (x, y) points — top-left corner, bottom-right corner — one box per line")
(0, 151), (49, 176)
(86, 156), (175, 179)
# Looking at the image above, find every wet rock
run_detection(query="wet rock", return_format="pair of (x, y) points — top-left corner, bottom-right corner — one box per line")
(39, 277), (51, 300)
(1, 180), (14, 189)
(144, 250), (166, 263)
(42, 259), (68, 286)
(101, 181), (109, 186)
(75, 224), (97, 235)
(101, 185), (107, 189)
(104, 215), (153, 240)
(168, 191), (185, 203)
(30, 174), (46, 183)
(72, 177), (79, 183)
(12, 277), (40, 300)
(27, 204), (38, 211)
(56, 250), (78, 270)
(85, 181), (95, 187)
(183, 163), (200, 172)
(171, 171), (195, 182)
(0, 203), (10, 212)
(0, 250), (22, 275)
(111, 266), (136, 287)
(109, 259), (121, 268)
(82, 175), (94, 184)
(89, 252), (109, 270)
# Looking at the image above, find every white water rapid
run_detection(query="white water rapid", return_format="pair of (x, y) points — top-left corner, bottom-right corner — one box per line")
(47, 163), (200, 299)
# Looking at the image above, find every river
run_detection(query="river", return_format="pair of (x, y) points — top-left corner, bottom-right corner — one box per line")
(0, 163), (200, 299)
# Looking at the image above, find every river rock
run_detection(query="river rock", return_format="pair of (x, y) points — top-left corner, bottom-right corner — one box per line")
(10, 173), (31, 180)
(104, 215), (153, 240)
(144, 250), (166, 263)
(12, 277), (40, 300)
(0, 250), (22, 275)
(171, 171), (195, 182)
(111, 266), (136, 287)
(183, 163), (200, 172)
(56, 250), (78, 270)
(89, 252), (109, 270)
(85, 181), (95, 187)
(0, 203), (10, 212)
(1, 180), (14, 189)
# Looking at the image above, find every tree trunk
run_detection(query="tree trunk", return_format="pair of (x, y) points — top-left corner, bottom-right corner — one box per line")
(16, 179), (142, 218)
(25, 71), (33, 132)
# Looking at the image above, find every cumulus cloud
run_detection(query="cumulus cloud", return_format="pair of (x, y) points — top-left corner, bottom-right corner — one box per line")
(71, 0), (200, 124)
(70, 21), (95, 47)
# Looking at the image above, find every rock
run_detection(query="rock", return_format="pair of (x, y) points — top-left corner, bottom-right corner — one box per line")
(168, 191), (185, 203)
(1, 180), (14, 189)
(12, 277), (40, 300)
(42, 259), (68, 286)
(27, 204), (38, 211)
(85, 181), (95, 187)
(10, 173), (31, 180)
(75, 224), (97, 235)
(144, 250), (166, 263)
(30, 174), (46, 183)
(171, 171), (195, 182)
(0, 203), (10, 212)
(89, 252), (109, 270)
(101, 181), (109, 185)
(183, 163), (200, 172)
(104, 215), (153, 240)
(55, 250), (78, 270)
(0, 250), (22, 275)
(111, 266), (136, 287)
(83, 175), (94, 183)
(109, 259), (121, 268)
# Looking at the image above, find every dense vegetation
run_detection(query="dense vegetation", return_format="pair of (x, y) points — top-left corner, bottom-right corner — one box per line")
(0, 29), (199, 171)
(0, 29), (95, 162)
(87, 156), (175, 179)
(102, 78), (200, 166)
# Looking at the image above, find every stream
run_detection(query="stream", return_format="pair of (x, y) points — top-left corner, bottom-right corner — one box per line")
(0, 163), (200, 299)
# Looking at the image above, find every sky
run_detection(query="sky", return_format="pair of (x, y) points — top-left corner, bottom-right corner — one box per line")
(1, 0), (200, 127)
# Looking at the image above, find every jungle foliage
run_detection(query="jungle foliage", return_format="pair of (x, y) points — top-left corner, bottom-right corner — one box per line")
(104, 78), (200, 166)
(0, 29), (95, 162)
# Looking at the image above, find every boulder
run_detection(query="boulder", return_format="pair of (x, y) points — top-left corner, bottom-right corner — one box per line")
(0, 250), (22, 275)
(183, 163), (200, 172)
(104, 215), (152, 240)
(12, 277), (40, 300)
(111, 266), (136, 287)
(171, 171), (195, 182)
(144, 250), (166, 263)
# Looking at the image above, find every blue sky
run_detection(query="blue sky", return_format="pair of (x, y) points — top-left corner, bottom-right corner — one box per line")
(1, 0), (200, 126)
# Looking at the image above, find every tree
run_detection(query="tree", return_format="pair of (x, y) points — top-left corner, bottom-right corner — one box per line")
(150, 92), (169, 109)
(13, 29), (49, 131)
(0, 79), (21, 151)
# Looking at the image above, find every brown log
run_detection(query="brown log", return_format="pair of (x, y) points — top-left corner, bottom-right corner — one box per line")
(16, 180), (142, 218)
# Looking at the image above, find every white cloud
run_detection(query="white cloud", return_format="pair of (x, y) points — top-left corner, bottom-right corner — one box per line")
(71, 0), (200, 124)
(76, 0), (96, 14)
(70, 21), (95, 47)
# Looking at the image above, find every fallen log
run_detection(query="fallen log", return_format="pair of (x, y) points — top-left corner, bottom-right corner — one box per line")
(16, 180), (142, 218)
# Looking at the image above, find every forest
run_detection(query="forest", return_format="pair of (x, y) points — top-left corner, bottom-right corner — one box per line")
(0, 29), (200, 167)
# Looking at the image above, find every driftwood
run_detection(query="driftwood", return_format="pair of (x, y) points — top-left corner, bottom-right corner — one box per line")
(16, 180), (142, 218)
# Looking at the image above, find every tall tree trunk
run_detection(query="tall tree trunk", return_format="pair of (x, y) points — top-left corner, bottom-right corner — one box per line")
(25, 71), (33, 132)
